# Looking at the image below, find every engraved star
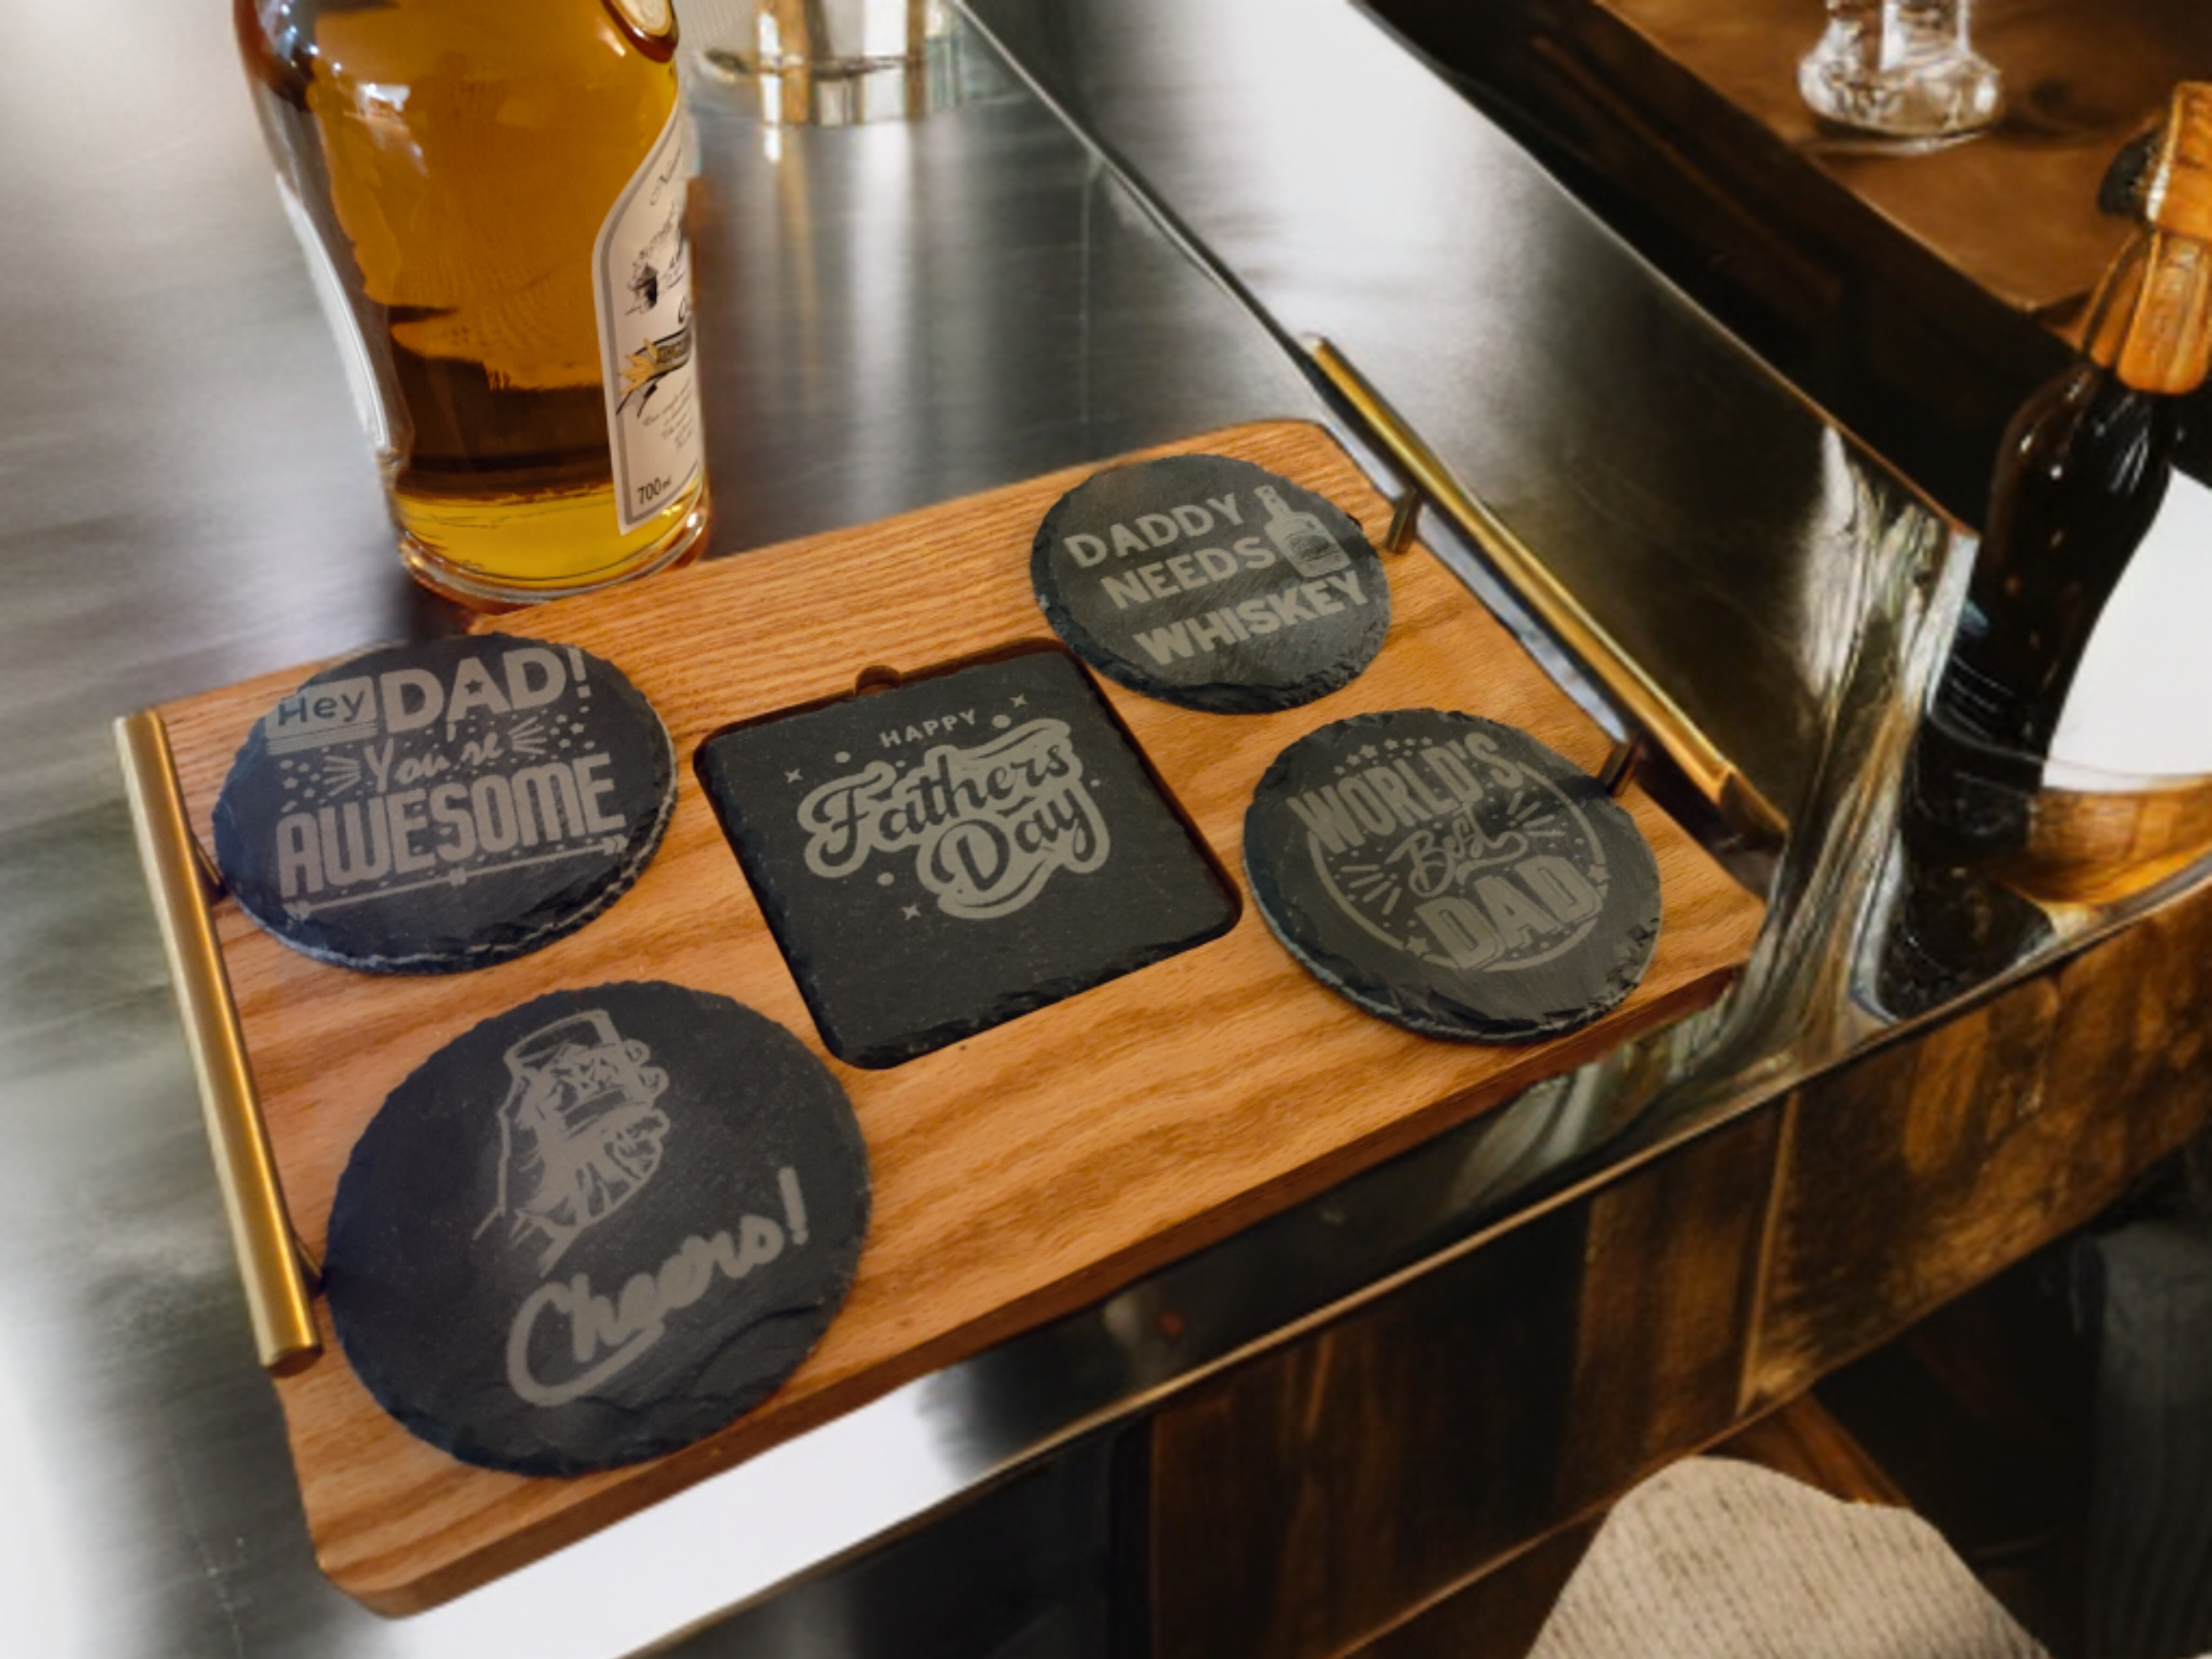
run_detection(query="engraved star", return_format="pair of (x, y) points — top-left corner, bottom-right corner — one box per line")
(1010, 695), (1028, 707)
(901, 904), (922, 920)
(785, 769), (803, 783)
(1360, 745), (1379, 760)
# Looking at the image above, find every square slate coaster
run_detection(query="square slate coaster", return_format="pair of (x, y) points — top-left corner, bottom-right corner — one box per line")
(697, 651), (1239, 1067)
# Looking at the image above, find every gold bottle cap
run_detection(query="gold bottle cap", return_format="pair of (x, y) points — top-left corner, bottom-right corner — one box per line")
(2146, 83), (2212, 242)
(2086, 85), (2212, 394)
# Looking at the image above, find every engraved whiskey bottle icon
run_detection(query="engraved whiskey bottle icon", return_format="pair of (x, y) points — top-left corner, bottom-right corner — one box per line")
(1255, 483), (1350, 578)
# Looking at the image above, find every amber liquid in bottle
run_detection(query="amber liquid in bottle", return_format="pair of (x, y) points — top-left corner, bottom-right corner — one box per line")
(237, 0), (709, 604)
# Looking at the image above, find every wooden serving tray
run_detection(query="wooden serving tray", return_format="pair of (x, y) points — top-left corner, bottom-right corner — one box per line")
(153, 420), (1764, 1611)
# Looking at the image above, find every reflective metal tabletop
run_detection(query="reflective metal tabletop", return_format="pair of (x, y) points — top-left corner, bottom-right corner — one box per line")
(964, 0), (1967, 826)
(0, 2), (1976, 1655)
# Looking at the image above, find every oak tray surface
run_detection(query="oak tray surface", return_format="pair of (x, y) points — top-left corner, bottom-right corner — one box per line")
(154, 420), (1765, 1611)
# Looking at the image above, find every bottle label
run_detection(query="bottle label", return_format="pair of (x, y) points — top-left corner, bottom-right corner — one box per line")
(593, 103), (705, 536)
(2047, 469), (2212, 788)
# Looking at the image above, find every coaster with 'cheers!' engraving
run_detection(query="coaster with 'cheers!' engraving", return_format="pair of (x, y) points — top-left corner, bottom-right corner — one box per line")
(1243, 710), (1661, 1041)
(324, 982), (870, 1477)
(1031, 453), (1390, 713)
(697, 650), (1239, 1067)
(211, 636), (675, 973)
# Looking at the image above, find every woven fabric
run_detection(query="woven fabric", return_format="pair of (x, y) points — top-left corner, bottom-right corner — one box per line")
(1528, 1459), (2048, 1659)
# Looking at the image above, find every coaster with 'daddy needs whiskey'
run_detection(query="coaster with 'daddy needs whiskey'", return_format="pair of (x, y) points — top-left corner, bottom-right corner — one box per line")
(697, 650), (1239, 1067)
(1032, 453), (1390, 713)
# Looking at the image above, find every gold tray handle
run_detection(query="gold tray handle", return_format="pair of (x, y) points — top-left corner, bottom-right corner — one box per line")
(116, 711), (322, 1375)
(1306, 336), (1787, 845)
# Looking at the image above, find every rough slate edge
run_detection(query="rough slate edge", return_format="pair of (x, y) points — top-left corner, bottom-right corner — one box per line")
(1248, 708), (1663, 1044)
(1242, 715), (1662, 1043)
(1246, 895), (1656, 1043)
(1029, 453), (1391, 713)
(326, 982), (871, 1478)
(693, 643), (1244, 1066)
(730, 877), (1241, 1072)
(211, 654), (679, 976)
(223, 736), (676, 975)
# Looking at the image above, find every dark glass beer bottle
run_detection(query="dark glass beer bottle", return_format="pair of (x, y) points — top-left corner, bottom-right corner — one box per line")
(1880, 83), (2212, 1011)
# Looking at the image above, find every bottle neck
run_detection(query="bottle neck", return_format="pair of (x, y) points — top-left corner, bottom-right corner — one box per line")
(2081, 228), (2212, 395)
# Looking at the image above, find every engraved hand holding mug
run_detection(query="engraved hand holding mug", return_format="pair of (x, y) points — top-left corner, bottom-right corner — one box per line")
(478, 1010), (672, 1273)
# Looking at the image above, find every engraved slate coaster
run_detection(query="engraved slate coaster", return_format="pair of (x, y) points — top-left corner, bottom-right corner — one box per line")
(211, 637), (675, 973)
(697, 651), (1239, 1067)
(1243, 711), (1661, 1041)
(1031, 453), (1389, 713)
(324, 982), (870, 1477)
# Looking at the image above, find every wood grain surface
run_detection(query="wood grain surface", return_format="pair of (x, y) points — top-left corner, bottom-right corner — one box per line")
(1752, 877), (2212, 1410)
(154, 420), (1764, 1612)
(1146, 1099), (1778, 1659)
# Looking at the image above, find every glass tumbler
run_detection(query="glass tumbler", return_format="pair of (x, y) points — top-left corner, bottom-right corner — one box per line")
(1799, 0), (2002, 142)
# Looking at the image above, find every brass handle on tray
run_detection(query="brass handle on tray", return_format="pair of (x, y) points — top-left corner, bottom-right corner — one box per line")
(116, 711), (322, 1375)
(1305, 336), (1787, 844)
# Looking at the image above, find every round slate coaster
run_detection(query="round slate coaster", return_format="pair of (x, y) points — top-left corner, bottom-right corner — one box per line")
(1031, 453), (1389, 713)
(1243, 710), (1661, 1041)
(324, 982), (871, 1476)
(211, 636), (675, 973)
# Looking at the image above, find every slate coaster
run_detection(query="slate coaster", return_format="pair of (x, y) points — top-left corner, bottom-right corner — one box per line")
(696, 651), (1239, 1067)
(324, 982), (870, 1477)
(1031, 453), (1390, 713)
(1243, 710), (1661, 1041)
(211, 637), (675, 973)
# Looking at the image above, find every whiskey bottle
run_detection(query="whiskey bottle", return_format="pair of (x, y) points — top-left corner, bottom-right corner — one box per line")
(1255, 483), (1350, 580)
(236, 0), (710, 606)
(1878, 82), (2212, 1010)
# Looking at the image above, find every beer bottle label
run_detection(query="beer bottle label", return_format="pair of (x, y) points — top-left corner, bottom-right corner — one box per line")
(2047, 471), (2212, 788)
(593, 103), (705, 535)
